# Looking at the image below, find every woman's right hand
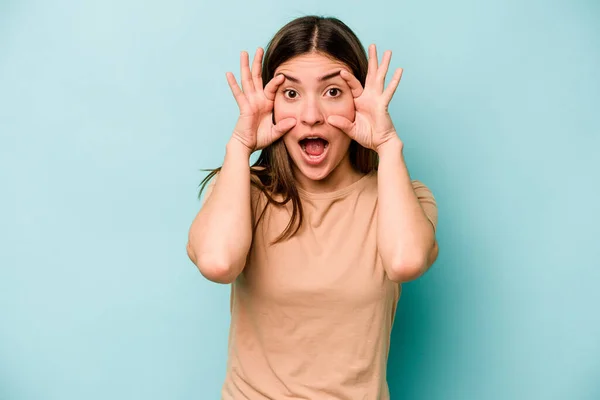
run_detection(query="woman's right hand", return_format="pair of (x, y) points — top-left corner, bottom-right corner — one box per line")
(226, 48), (296, 153)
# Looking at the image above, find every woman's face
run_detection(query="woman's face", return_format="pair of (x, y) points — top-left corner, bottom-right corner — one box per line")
(273, 52), (356, 185)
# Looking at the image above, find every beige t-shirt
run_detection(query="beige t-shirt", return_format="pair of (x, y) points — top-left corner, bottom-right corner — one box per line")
(208, 171), (437, 400)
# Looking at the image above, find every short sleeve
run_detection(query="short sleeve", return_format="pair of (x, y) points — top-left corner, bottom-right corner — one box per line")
(411, 180), (438, 234)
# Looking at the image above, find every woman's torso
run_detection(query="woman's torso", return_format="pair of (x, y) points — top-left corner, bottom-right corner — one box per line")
(221, 172), (400, 400)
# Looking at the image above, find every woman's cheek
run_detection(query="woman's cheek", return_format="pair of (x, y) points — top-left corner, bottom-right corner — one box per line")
(328, 99), (355, 121)
(274, 98), (296, 122)
(341, 97), (356, 120)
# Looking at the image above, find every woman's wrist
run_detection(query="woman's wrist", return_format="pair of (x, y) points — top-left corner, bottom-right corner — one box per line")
(375, 135), (404, 157)
(226, 136), (254, 160)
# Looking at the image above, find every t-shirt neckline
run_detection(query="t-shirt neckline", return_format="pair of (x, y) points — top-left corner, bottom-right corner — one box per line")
(296, 171), (376, 200)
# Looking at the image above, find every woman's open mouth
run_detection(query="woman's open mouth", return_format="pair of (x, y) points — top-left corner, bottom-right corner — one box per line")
(299, 137), (329, 166)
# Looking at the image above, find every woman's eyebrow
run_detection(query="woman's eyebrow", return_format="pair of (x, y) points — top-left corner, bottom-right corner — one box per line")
(318, 70), (342, 82)
(277, 70), (343, 84)
(278, 73), (300, 83)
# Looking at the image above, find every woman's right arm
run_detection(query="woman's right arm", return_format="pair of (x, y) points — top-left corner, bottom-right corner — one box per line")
(186, 48), (295, 284)
(186, 138), (253, 284)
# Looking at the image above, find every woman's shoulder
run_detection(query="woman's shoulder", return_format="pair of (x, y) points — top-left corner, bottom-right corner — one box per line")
(369, 170), (434, 193)
(408, 178), (436, 202)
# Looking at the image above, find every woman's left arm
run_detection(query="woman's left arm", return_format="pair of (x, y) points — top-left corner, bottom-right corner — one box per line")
(327, 44), (438, 283)
(376, 137), (438, 282)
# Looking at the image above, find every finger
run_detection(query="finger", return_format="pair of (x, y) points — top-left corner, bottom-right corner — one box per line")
(365, 44), (379, 87)
(263, 73), (286, 101)
(382, 68), (403, 104)
(339, 70), (364, 98)
(240, 51), (255, 93)
(327, 115), (355, 137)
(251, 47), (264, 90)
(272, 117), (297, 138)
(226, 71), (249, 110)
(376, 50), (392, 92)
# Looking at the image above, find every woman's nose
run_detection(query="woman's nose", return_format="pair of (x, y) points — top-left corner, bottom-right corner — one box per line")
(299, 97), (324, 126)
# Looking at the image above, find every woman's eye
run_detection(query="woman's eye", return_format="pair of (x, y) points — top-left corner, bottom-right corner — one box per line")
(327, 88), (341, 97)
(284, 90), (297, 99)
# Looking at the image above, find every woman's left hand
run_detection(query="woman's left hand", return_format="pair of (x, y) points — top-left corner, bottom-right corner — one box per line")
(327, 44), (403, 153)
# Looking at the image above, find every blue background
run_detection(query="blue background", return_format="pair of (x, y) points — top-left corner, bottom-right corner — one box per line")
(1, 0), (599, 399)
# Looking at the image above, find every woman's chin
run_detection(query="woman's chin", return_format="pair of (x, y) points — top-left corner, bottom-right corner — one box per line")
(298, 166), (333, 182)
(290, 155), (335, 182)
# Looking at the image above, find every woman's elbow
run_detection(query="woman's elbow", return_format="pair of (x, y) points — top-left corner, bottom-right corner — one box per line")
(385, 240), (439, 283)
(385, 255), (428, 283)
(186, 244), (240, 284)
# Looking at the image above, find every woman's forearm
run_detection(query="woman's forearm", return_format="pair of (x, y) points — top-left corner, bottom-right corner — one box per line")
(376, 137), (436, 282)
(187, 138), (254, 284)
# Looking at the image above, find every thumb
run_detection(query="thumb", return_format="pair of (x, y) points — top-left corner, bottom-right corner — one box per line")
(327, 115), (355, 137)
(272, 117), (297, 138)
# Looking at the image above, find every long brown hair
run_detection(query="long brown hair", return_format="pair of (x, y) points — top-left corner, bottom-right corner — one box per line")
(199, 16), (378, 243)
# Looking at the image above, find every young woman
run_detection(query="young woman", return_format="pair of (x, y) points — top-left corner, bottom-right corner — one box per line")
(187, 15), (439, 400)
